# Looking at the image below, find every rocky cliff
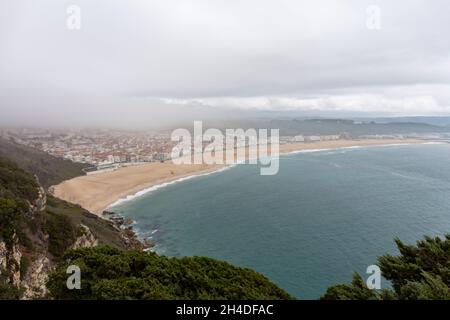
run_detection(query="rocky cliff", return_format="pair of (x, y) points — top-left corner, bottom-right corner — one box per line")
(0, 159), (139, 299)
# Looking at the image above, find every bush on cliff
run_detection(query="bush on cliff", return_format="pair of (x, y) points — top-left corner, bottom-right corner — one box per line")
(322, 235), (450, 300)
(47, 246), (294, 300)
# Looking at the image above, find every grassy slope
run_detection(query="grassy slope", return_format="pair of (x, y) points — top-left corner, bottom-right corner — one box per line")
(0, 138), (88, 188)
(44, 195), (129, 251)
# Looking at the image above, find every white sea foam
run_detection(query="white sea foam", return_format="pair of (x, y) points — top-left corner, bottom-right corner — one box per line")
(374, 143), (413, 147)
(340, 146), (362, 150)
(388, 171), (421, 181)
(283, 142), (423, 157)
(285, 148), (331, 155)
(107, 164), (236, 209)
(284, 146), (363, 156)
(423, 141), (447, 145)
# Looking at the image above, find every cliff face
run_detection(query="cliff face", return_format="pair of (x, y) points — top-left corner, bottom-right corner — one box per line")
(0, 221), (101, 299)
(0, 235), (21, 287)
(20, 224), (99, 299)
(0, 233), (50, 299)
(28, 183), (47, 215)
(20, 183), (51, 298)
(2, 225), (96, 298)
(22, 253), (52, 299)
(72, 224), (98, 249)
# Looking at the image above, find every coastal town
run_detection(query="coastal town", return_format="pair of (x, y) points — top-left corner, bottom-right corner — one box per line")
(0, 127), (445, 174)
(0, 128), (175, 165)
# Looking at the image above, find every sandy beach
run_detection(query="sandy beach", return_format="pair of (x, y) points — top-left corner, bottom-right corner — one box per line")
(53, 139), (424, 214)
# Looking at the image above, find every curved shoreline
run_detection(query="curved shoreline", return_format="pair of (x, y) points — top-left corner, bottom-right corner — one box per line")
(53, 139), (426, 215)
(107, 164), (236, 209)
(108, 141), (434, 210)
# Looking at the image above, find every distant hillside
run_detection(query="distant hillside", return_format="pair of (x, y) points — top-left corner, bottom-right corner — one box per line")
(356, 116), (450, 127)
(204, 118), (450, 136)
(0, 138), (88, 188)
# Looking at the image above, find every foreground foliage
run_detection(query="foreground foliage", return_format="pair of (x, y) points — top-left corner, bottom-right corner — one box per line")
(48, 246), (294, 300)
(322, 235), (450, 300)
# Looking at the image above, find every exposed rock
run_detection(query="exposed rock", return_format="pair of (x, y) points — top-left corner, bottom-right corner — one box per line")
(35, 186), (47, 212)
(26, 180), (47, 217)
(143, 238), (155, 249)
(102, 210), (116, 216)
(10, 241), (22, 286)
(109, 216), (125, 226)
(124, 218), (134, 226)
(21, 255), (52, 299)
(72, 224), (98, 249)
(0, 241), (7, 271)
(0, 234), (23, 287)
(13, 224), (98, 299)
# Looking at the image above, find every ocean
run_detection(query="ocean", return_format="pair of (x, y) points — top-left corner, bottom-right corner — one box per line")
(110, 143), (450, 299)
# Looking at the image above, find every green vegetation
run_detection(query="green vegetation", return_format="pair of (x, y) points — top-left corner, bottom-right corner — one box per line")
(322, 235), (450, 300)
(0, 138), (88, 188)
(0, 268), (23, 300)
(0, 159), (40, 298)
(0, 199), (23, 245)
(44, 195), (130, 251)
(21, 194), (131, 261)
(0, 159), (38, 245)
(0, 158), (130, 299)
(47, 246), (294, 300)
(43, 211), (78, 259)
(0, 158), (38, 201)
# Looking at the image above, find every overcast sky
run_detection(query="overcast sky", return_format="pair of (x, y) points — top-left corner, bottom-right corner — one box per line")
(1, 0), (450, 128)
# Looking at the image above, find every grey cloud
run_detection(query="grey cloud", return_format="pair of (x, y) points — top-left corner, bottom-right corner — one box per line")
(1, 0), (450, 127)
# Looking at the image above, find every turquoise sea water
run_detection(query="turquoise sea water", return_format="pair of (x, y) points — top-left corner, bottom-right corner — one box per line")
(111, 143), (450, 299)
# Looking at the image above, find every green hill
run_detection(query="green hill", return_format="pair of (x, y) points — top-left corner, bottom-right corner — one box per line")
(0, 159), (39, 203)
(0, 138), (88, 188)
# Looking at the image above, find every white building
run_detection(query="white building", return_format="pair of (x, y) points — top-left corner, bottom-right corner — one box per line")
(294, 135), (305, 142)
